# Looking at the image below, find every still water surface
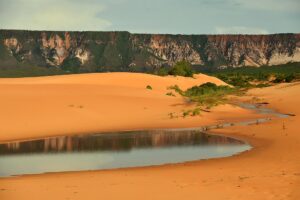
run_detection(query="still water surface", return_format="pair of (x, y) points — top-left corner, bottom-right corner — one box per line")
(0, 130), (250, 177)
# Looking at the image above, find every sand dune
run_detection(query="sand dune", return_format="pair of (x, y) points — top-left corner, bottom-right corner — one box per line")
(0, 74), (299, 200)
(0, 72), (248, 142)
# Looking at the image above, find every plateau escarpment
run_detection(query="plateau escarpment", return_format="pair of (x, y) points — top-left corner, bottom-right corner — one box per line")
(0, 30), (300, 73)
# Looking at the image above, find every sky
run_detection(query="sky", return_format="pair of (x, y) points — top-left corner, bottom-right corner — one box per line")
(0, 0), (299, 34)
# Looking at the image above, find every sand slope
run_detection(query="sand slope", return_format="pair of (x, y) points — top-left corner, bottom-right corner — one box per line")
(0, 72), (248, 142)
(0, 75), (299, 200)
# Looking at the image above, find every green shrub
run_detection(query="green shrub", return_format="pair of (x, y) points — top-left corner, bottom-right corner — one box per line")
(146, 85), (153, 90)
(167, 82), (236, 107)
(273, 74), (285, 83)
(216, 74), (252, 88)
(285, 74), (296, 83)
(157, 67), (169, 76)
(182, 108), (201, 117)
(166, 92), (176, 97)
(183, 82), (237, 107)
(169, 60), (194, 77)
(192, 108), (201, 116)
(185, 82), (233, 97)
(167, 85), (183, 95)
(157, 61), (194, 77)
(182, 110), (191, 118)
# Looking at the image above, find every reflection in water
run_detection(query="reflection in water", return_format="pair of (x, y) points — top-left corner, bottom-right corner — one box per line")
(0, 130), (250, 177)
(0, 130), (243, 155)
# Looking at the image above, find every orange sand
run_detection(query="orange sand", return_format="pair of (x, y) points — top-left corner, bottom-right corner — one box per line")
(0, 72), (252, 142)
(0, 74), (299, 200)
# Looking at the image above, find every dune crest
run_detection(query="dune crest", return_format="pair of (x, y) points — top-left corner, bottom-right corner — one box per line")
(0, 72), (227, 89)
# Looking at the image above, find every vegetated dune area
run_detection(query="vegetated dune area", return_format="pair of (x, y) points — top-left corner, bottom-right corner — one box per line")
(0, 72), (299, 200)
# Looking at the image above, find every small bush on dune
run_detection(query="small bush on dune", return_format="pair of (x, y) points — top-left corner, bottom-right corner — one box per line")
(184, 82), (233, 97)
(166, 92), (176, 97)
(184, 83), (235, 107)
(182, 110), (191, 118)
(168, 82), (238, 108)
(181, 107), (201, 118)
(146, 85), (153, 90)
(167, 84), (183, 95)
(169, 60), (194, 77)
(156, 60), (195, 77)
(192, 108), (201, 116)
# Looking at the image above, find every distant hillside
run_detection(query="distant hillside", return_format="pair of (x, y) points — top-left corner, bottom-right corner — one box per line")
(0, 30), (300, 75)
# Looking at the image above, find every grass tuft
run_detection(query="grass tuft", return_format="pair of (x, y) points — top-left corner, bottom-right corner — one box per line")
(146, 85), (153, 90)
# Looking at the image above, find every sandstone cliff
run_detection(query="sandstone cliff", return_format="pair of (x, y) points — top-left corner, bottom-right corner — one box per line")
(0, 30), (299, 73)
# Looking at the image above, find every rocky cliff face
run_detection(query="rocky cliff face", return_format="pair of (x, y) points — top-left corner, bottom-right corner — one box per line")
(0, 30), (299, 73)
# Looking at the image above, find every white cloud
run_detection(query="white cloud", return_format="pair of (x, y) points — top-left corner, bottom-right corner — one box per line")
(215, 26), (269, 34)
(0, 0), (112, 31)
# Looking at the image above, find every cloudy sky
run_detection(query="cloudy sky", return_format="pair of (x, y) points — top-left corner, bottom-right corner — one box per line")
(0, 0), (299, 34)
